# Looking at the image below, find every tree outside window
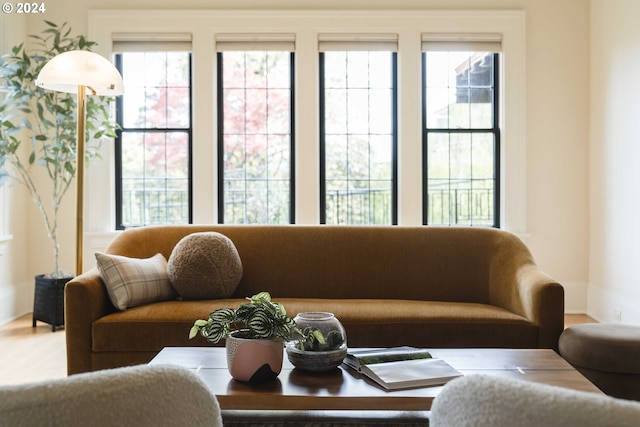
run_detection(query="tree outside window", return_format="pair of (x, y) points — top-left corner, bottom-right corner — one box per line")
(320, 51), (397, 225)
(116, 51), (192, 229)
(218, 51), (294, 224)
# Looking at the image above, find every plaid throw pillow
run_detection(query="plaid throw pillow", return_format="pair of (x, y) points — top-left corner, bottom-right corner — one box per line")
(95, 252), (176, 310)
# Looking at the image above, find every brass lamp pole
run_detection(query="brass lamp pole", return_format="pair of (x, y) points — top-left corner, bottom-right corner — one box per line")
(36, 51), (123, 276)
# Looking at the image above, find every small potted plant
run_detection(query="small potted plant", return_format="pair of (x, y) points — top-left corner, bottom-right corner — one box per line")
(286, 312), (348, 372)
(189, 291), (297, 382)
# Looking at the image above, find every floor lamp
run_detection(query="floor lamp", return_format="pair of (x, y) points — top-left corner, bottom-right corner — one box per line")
(36, 50), (124, 277)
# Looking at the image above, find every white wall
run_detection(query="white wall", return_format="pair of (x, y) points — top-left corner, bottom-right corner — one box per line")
(522, 0), (591, 313)
(590, 0), (640, 324)
(2, 0), (598, 322)
(0, 13), (32, 325)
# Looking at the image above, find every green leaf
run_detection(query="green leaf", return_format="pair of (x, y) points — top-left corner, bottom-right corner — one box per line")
(312, 329), (327, 345)
(274, 302), (287, 316)
(250, 291), (271, 304)
(235, 303), (255, 318)
(11, 43), (23, 55)
(209, 307), (235, 323)
(247, 309), (274, 338)
(201, 322), (229, 343)
(188, 325), (200, 340)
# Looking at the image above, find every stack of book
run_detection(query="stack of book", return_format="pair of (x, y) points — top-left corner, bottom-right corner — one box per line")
(343, 346), (463, 390)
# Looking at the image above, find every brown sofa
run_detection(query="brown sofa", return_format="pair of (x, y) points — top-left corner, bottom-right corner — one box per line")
(65, 225), (564, 374)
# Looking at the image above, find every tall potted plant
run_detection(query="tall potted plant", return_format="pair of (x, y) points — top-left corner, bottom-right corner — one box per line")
(0, 21), (118, 281)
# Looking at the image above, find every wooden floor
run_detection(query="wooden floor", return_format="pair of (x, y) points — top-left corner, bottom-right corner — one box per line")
(0, 313), (597, 386)
(0, 314), (68, 386)
(563, 314), (596, 328)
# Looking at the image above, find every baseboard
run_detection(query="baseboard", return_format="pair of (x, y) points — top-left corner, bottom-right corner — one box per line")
(587, 283), (640, 324)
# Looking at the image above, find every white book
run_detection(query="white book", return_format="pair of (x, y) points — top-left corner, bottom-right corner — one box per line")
(344, 347), (463, 390)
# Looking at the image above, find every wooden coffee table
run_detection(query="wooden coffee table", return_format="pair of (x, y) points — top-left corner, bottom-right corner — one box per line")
(149, 347), (602, 412)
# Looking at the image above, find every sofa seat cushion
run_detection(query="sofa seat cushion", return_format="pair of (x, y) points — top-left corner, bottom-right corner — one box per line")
(92, 299), (537, 353)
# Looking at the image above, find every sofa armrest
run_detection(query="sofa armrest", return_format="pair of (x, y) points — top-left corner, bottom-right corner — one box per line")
(515, 264), (564, 350)
(487, 233), (564, 350)
(490, 261), (564, 350)
(65, 269), (114, 374)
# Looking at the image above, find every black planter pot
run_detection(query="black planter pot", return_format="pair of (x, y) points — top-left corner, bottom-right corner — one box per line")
(32, 274), (72, 332)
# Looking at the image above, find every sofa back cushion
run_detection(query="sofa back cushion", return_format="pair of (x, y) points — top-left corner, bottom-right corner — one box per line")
(105, 225), (530, 304)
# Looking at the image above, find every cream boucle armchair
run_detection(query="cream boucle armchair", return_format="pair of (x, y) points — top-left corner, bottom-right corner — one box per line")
(0, 365), (222, 427)
(430, 374), (640, 427)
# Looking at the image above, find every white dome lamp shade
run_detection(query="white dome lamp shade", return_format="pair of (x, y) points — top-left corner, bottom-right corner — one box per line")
(36, 50), (124, 95)
(36, 50), (123, 276)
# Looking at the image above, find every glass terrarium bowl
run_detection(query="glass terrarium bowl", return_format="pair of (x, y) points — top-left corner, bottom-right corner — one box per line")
(286, 312), (348, 372)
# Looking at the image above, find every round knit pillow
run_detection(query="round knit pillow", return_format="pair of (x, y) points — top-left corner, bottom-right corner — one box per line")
(167, 232), (243, 300)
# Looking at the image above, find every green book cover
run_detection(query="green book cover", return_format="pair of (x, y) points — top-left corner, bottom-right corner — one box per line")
(344, 346), (433, 368)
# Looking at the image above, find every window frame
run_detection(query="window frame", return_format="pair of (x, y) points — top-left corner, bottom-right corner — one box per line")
(88, 10), (526, 235)
(319, 51), (399, 225)
(422, 52), (501, 227)
(114, 52), (194, 230)
(216, 51), (296, 224)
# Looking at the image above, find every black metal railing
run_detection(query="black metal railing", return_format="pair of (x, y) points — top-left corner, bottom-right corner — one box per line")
(427, 179), (494, 226)
(122, 184), (189, 227)
(121, 179), (494, 227)
(325, 188), (392, 225)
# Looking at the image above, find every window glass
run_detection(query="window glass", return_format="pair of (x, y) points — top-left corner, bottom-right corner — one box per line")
(116, 51), (192, 229)
(423, 51), (499, 227)
(218, 51), (294, 224)
(321, 51), (397, 225)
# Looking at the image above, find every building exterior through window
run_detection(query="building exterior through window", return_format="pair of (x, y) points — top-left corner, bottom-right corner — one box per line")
(423, 46), (500, 227)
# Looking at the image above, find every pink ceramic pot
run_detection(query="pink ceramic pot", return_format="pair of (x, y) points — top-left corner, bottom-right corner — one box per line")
(226, 331), (284, 382)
